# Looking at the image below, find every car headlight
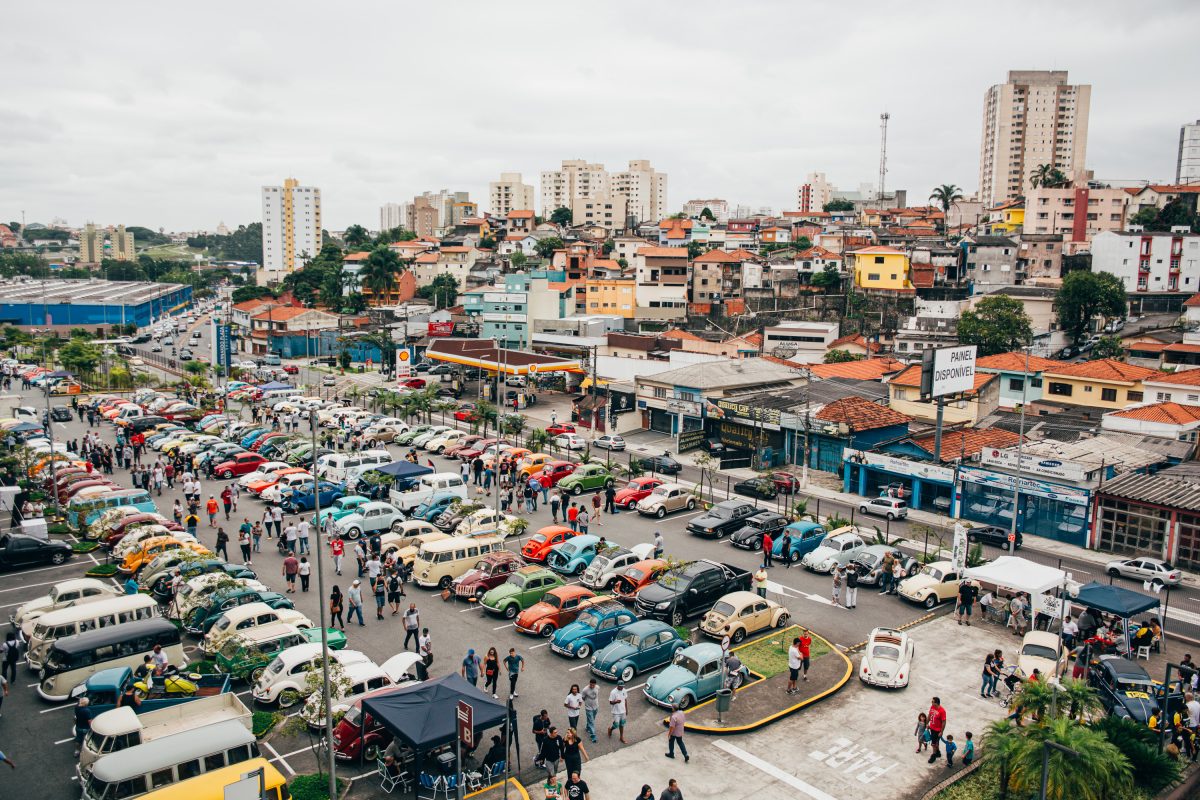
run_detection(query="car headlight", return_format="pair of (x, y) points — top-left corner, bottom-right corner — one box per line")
(656, 602), (671, 610)
(567, 642), (576, 652)
(667, 691), (677, 702)
(591, 655), (597, 664)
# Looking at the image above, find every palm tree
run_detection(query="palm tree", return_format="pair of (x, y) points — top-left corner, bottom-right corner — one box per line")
(526, 428), (551, 454)
(407, 389), (435, 424)
(985, 719), (1023, 800)
(1030, 163), (1070, 189)
(359, 246), (402, 306)
(433, 399), (458, 425)
(500, 413), (527, 445)
(1058, 677), (1103, 722)
(476, 400), (498, 439)
(928, 184), (963, 230)
(1008, 717), (1132, 800)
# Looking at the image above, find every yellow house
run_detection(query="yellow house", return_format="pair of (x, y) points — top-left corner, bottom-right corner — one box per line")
(584, 277), (636, 318)
(1041, 359), (1161, 410)
(989, 200), (1025, 234)
(849, 246), (912, 291)
(886, 365), (1000, 425)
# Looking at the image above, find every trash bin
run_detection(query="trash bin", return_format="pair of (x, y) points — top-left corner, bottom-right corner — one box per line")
(715, 688), (732, 713)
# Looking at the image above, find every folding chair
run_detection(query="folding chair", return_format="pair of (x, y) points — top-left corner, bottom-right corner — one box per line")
(377, 758), (411, 794)
(418, 771), (447, 800)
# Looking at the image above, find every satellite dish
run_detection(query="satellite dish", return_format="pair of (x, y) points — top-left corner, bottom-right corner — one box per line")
(771, 345), (798, 360)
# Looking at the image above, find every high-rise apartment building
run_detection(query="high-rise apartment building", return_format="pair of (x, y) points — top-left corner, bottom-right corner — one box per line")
(488, 173), (536, 216)
(79, 223), (135, 263)
(380, 202), (410, 232)
(978, 70), (1091, 208)
(260, 178), (322, 284)
(540, 160), (609, 215)
(610, 160), (668, 224)
(797, 172), (834, 212)
(1178, 121), (1200, 184)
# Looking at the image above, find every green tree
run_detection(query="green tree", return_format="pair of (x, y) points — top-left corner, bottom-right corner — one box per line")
(415, 274), (458, 309)
(510, 251), (527, 268)
(1055, 271), (1127, 342)
(526, 428), (551, 453)
(1030, 163), (1070, 189)
(341, 225), (371, 248)
(957, 295), (1034, 356)
(231, 285), (273, 304)
(186, 222), (263, 262)
(479, 235), (497, 250)
(1091, 336), (1125, 360)
(549, 207), (573, 226)
(534, 237), (565, 260)
(602, 239), (615, 255)
(687, 241), (704, 260)
(823, 199), (855, 212)
(928, 184), (963, 228)
(616, 258), (628, 269)
(1006, 717), (1132, 800)
(699, 207), (716, 221)
(125, 226), (170, 246)
(57, 337), (101, 376)
(475, 400), (498, 438)
(359, 245), (401, 304)
(823, 349), (862, 364)
(1130, 199), (1199, 233)
(23, 228), (69, 243)
(811, 263), (841, 292)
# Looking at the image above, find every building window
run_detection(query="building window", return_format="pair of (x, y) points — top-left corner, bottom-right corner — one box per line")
(1009, 377), (1025, 392)
(1030, 377), (1043, 388)
(874, 256), (885, 264)
(1048, 382), (1073, 397)
(1127, 391), (1144, 402)
(867, 273), (881, 281)
(653, 387), (667, 399)
(1101, 388), (1118, 402)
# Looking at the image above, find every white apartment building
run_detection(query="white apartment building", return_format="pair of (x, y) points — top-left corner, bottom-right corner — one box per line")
(797, 172), (833, 213)
(380, 202), (410, 231)
(978, 70), (1091, 208)
(681, 199), (729, 223)
(609, 160), (668, 223)
(1178, 121), (1200, 184)
(260, 178), (322, 284)
(1091, 228), (1200, 294)
(540, 160), (609, 215)
(572, 195), (628, 233)
(488, 172), (536, 216)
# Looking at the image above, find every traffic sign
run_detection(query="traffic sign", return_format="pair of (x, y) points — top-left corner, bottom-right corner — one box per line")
(1007, 533), (1016, 543)
(457, 700), (473, 748)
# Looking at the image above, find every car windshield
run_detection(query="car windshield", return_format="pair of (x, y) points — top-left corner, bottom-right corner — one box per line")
(672, 653), (700, 672)
(215, 616), (232, 632)
(872, 645), (901, 660)
(923, 566), (945, 581)
(1116, 675), (1154, 690)
(708, 507), (734, 520)
(856, 553), (879, 568)
(1022, 643), (1059, 660)
(264, 656), (285, 677)
(542, 594), (561, 609)
(576, 611), (602, 629)
(615, 631), (640, 647)
(625, 568), (645, 582)
(342, 704), (363, 727)
(710, 601), (735, 617)
(530, 534), (547, 545)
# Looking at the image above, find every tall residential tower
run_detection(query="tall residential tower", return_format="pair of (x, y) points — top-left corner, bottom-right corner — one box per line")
(260, 178), (321, 284)
(1178, 120), (1200, 184)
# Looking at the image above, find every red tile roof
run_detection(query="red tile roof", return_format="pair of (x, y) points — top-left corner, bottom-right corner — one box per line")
(1146, 369), (1200, 388)
(1165, 343), (1200, 354)
(849, 246), (905, 255)
(251, 306), (310, 322)
(911, 427), (1023, 462)
(1183, 293), (1200, 308)
(890, 364), (996, 394)
(661, 327), (705, 342)
(806, 357), (905, 381)
(1043, 359), (1164, 383)
(1125, 341), (1168, 353)
(693, 249), (745, 263)
(637, 246), (689, 258)
(1108, 402), (1200, 425)
(976, 351), (1061, 372)
(507, 210), (535, 219)
(343, 251), (371, 262)
(439, 246), (471, 254)
(828, 333), (880, 353)
(814, 396), (911, 431)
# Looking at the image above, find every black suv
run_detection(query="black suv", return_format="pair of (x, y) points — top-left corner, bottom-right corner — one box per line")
(687, 499), (758, 539)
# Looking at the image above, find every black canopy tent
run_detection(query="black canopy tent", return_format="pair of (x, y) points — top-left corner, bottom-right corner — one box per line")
(1074, 581), (1161, 654)
(361, 673), (519, 792)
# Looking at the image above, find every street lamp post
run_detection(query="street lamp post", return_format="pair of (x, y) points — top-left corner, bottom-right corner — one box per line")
(309, 410), (338, 798)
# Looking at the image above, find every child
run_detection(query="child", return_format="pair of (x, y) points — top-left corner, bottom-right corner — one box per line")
(944, 734), (957, 767)
(962, 731), (975, 765)
(915, 712), (929, 753)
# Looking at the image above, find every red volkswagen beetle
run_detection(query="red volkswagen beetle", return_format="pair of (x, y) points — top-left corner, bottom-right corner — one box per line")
(613, 476), (664, 510)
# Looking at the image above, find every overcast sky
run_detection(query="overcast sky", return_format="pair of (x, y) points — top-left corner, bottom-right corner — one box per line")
(3, 1), (1198, 233)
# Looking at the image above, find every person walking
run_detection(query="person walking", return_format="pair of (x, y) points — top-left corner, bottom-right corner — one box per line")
(654, 530), (664, 559)
(298, 557), (311, 592)
(2, 631), (23, 684)
(271, 505), (284, 539)
(347, 580), (366, 626)
(372, 573), (387, 620)
(563, 729), (587, 778)
(550, 493), (561, 524)
(607, 680), (629, 743)
(220, 486), (232, 521)
(403, 604), (420, 651)
(591, 492), (602, 526)
(238, 525), (252, 564)
(564, 684), (583, 731)
(283, 521), (298, 554)
(926, 697), (947, 763)
(659, 778), (682, 800)
(483, 647), (500, 698)
(185, 511), (200, 539)
(387, 569), (403, 613)
(330, 537), (344, 576)
(761, 530), (774, 568)
(329, 586), (345, 629)
(72, 697), (93, 757)
(215, 527), (229, 561)
(956, 578), (978, 626)
(603, 483), (617, 515)
(505, 647), (525, 698)
(419, 628), (433, 669)
(461, 649), (482, 686)
(844, 563), (859, 609)
(567, 502), (579, 531)
(297, 518), (311, 555)
(538, 727), (564, 779)
(282, 553), (299, 592)
(664, 703), (689, 762)
(581, 679), (600, 743)
(205, 495), (219, 527)
(577, 507), (590, 535)
(753, 566), (769, 599)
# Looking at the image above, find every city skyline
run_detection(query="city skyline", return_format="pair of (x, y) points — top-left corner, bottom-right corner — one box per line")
(2, 0), (1198, 231)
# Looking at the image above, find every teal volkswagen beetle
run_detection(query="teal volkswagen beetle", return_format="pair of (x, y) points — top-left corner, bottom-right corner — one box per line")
(313, 495), (372, 529)
(590, 620), (687, 683)
(549, 600), (638, 659)
(546, 534), (602, 576)
(643, 642), (750, 709)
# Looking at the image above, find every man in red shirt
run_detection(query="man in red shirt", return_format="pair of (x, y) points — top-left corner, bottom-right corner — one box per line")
(798, 629), (812, 681)
(926, 697), (947, 763)
(762, 531), (774, 569)
(330, 537), (345, 576)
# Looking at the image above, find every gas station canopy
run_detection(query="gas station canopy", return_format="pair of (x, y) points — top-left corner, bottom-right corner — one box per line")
(426, 338), (583, 375)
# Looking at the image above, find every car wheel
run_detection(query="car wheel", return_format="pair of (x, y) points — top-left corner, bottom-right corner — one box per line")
(715, 529), (725, 539)
(619, 665), (636, 683)
(475, 587), (487, 602)
(1107, 568), (1121, 578)
(1152, 578), (1164, 587)
(250, 666), (267, 684)
(656, 507), (666, 519)
(541, 624), (556, 638)
(670, 609), (684, 627)
(752, 539), (763, 552)
(278, 689), (301, 709)
(790, 551), (801, 564)
(686, 499), (695, 511)
(438, 576), (453, 590)
(503, 604), (518, 620)
(676, 693), (693, 710)
(731, 628), (746, 645)
(575, 643), (591, 660)
(222, 470), (234, 479)
(363, 742), (381, 762)
(776, 613), (789, 628)
(923, 594), (937, 610)
(571, 484), (582, 496)
(50, 551), (68, 565)
(886, 512), (895, 520)
(859, 506), (867, 514)
(967, 534), (977, 543)
(346, 527), (361, 540)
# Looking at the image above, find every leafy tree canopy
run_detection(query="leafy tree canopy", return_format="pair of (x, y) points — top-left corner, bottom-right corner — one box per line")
(549, 207), (573, 226)
(1129, 198), (1199, 233)
(1055, 271), (1127, 342)
(231, 285), (274, 303)
(510, 251), (527, 268)
(341, 224), (370, 248)
(823, 199), (855, 212)
(957, 294), (1034, 356)
(534, 237), (565, 260)
(125, 226), (170, 245)
(823, 349), (862, 364)
(1091, 335), (1125, 361)
(23, 227), (69, 242)
(186, 223), (263, 262)
(415, 273), (459, 309)
(699, 207), (716, 221)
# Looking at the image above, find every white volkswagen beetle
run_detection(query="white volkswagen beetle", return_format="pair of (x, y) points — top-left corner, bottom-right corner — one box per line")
(859, 626), (914, 689)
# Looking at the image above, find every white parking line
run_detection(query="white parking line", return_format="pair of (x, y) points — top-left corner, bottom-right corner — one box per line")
(40, 702), (75, 713)
(262, 741), (296, 776)
(54, 736), (75, 745)
(459, 604), (483, 613)
(529, 642), (550, 650)
(347, 768), (382, 783)
(0, 576), (82, 593)
(568, 662), (591, 671)
(493, 623), (514, 631)
(713, 740), (839, 800)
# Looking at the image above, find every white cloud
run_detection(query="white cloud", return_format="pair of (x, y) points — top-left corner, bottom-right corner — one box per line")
(1, 0), (1197, 230)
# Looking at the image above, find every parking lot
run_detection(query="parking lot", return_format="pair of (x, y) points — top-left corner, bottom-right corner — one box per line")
(2, 381), (951, 800)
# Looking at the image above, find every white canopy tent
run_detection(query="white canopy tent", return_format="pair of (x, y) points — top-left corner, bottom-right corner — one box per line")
(965, 556), (1073, 620)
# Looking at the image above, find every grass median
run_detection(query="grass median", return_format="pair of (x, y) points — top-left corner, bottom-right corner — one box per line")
(736, 626), (831, 678)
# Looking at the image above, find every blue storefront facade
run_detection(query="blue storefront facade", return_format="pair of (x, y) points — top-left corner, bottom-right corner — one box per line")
(0, 284), (193, 329)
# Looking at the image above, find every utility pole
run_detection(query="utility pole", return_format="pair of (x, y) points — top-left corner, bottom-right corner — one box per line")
(877, 113), (890, 203)
(1007, 344), (1031, 555)
(308, 410), (338, 800)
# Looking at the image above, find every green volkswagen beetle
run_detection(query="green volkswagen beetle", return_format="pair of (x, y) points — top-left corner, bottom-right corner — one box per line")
(480, 565), (564, 619)
(557, 463), (616, 496)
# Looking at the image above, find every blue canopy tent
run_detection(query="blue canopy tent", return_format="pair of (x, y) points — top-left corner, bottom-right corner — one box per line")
(9, 421), (44, 433)
(1073, 581), (1161, 654)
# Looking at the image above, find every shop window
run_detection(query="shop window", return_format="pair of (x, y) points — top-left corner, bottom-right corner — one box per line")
(1098, 498), (1168, 557)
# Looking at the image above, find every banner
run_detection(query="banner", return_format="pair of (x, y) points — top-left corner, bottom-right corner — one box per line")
(215, 323), (232, 371)
(952, 523), (968, 575)
(678, 428), (706, 453)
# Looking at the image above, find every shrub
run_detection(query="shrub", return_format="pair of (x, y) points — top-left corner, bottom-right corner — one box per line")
(70, 541), (100, 554)
(252, 710), (282, 738)
(289, 774), (346, 800)
(85, 564), (119, 577)
(1089, 716), (1181, 793)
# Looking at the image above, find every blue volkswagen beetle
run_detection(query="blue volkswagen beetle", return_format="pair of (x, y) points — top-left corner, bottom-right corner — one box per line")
(239, 428), (273, 449)
(773, 521), (827, 563)
(412, 492), (463, 523)
(280, 480), (345, 513)
(590, 619), (687, 683)
(549, 600), (638, 659)
(546, 534), (602, 576)
(644, 642), (750, 709)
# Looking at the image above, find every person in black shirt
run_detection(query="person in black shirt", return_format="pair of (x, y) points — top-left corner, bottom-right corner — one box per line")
(482, 735), (505, 772)
(564, 772), (589, 800)
(538, 726), (563, 778)
(73, 697), (93, 757)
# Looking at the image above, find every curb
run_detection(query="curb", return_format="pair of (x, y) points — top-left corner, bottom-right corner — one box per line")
(465, 777), (530, 800)
(918, 756), (985, 800)
(681, 625), (853, 735)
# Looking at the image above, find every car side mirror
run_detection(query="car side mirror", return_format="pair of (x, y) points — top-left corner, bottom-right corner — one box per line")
(688, 588), (698, 595)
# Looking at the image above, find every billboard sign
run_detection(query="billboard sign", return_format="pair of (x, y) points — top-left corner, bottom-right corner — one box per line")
(396, 347), (412, 378)
(215, 324), (233, 371)
(979, 449), (1088, 482)
(678, 428), (706, 453)
(920, 345), (977, 399)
